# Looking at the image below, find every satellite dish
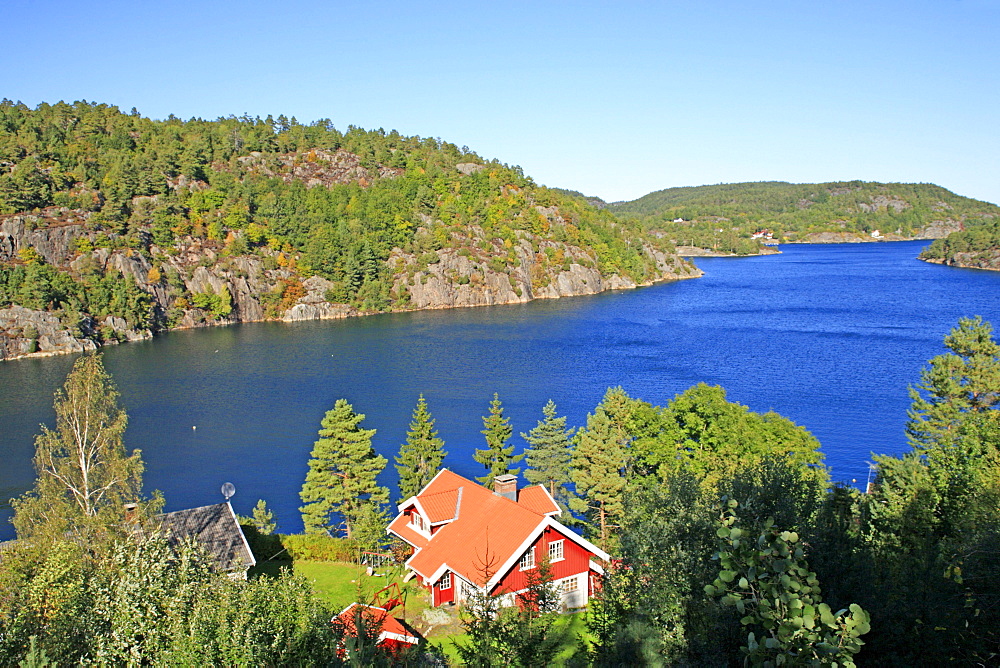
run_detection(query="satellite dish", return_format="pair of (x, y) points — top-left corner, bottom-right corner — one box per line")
(221, 482), (236, 500)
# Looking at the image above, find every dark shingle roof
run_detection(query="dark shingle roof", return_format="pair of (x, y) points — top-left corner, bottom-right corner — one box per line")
(159, 502), (256, 572)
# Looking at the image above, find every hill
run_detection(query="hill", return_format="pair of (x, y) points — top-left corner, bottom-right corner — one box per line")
(0, 100), (698, 360)
(609, 181), (1000, 255)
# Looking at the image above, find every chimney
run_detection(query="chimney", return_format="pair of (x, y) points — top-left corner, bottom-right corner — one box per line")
(494, 474), (518, 501)
(124, 503), (138, 524)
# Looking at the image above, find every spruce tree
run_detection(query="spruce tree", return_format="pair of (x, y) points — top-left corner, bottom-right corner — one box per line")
(395, 394), (447, 501)
(521, 400), (574, 507)
(299, 399), (388, 537)
(475, 393), (521, 489)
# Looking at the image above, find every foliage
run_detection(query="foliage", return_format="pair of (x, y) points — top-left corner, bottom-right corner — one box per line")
(395, 394), (447, 501)
(455, 559), (567, 667)
(570, 387), (633, 547)
(921, 218), (1000, 264)
(299, 399), (389, 538)
(587, 472), (723, 666)
(278, 533), (360, 562)
(637, 383), (826, 487)
(474, 393), (521, 488)
(11, 353), (152, 542)
(521, 399), (575, 511)
(706, 499), (870, 667)
(251, 498), (277, 535)
(610, 180), (1000, 252)
(907, 315), (1000, 451)
(0, 99), (683, 338)
(0, 532), (342, 666)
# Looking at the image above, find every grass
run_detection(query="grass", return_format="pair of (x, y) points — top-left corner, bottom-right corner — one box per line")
(252, 559), (430, 617)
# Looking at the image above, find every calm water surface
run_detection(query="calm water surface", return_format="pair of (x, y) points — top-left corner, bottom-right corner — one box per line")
(1, 241), (998, 539)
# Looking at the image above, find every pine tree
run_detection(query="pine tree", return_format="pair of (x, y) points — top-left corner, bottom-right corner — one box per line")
(299, 399), (388, 537)
(570, 387), (633, 548)
(522, 400), (574, 507)
(907, 316), (1000, 451)
(395, 394), (447, 501)
(475, 393), (522, 489)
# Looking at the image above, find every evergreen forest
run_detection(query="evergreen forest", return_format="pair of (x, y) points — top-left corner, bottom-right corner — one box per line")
(0, 100), (687, 353)
(605, 181), (1000, 255)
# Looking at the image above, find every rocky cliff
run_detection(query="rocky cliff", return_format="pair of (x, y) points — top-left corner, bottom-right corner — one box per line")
(921, 250), (1000, 272)
(0, 208), (700, 361)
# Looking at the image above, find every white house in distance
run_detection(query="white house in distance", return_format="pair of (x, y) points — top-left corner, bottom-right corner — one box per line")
(387, 469), (609, 609)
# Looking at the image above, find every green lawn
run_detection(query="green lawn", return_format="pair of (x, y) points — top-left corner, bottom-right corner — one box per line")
(253, 560), (429, 616)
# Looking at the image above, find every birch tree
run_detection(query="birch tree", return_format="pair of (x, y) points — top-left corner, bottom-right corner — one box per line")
(12, 353), (146, 540)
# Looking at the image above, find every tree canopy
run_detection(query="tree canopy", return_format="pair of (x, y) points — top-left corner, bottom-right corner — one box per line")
(395, 394), (447, 501)
(11, 353), (150, 542)
(299, 399), (388, 538)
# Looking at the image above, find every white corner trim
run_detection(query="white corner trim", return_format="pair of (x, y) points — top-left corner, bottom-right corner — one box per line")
(226, 501), (257, 568)
(549, 517), (610, 561)
(486, 520), (548, 590)
(531, 484), (562, 516)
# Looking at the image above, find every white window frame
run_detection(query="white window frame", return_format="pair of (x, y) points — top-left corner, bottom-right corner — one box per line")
(548, 539), (565, 562)
(519, 546), (536, 571)
(439, 572), (451, 590)
(560, 576), (579, 593)
(409, 511), (426, 532)
(459, 578), (477, 601)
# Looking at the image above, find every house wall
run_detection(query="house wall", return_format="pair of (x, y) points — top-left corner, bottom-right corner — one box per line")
(493, 526), (594, 598)
(433, 573), (455, 606)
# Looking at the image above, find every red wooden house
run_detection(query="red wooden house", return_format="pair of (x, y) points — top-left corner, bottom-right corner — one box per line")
(387, 470), (609, 610)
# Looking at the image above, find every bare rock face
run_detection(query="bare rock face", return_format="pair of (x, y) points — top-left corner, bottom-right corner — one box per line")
(391, 226), (700, 310)
(918, 220), (962, 239)
(282, 276), (357, 321)
(237, 148), (403, 188)
(0, 214), (87, 265)
(0, 204), (702, 360)
(858, 195), (910, 213)
(924, 249), (1000, 272)
(0, 305), (97, 360)
(456, 163), (486, 175)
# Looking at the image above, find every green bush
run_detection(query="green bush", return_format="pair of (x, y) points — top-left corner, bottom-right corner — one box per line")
(279, 533), (359, 562)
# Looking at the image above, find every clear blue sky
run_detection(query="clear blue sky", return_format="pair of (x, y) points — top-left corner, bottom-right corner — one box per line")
(4, 0), (998, 205)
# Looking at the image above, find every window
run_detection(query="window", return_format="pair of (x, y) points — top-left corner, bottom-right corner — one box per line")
(519, 546), (536, 571)
(439, 572), (451, 590)
(548, 539), (564, 562)
(560, 577), (579, 593)
(460, 579), (477, 601)
(409, 511), (426, 532)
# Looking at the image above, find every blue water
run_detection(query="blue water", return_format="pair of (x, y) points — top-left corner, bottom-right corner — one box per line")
(1, 241), (998, 540)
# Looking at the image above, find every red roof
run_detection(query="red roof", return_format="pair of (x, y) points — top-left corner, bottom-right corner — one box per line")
(387, 470), (601, 591)
(334, 603), (420, 646)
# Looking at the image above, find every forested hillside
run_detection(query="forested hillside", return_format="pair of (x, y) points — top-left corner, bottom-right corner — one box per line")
(920, 218), (1000, 270)
(609, 181), (1000, 255)
(0, 100), (696, 360)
